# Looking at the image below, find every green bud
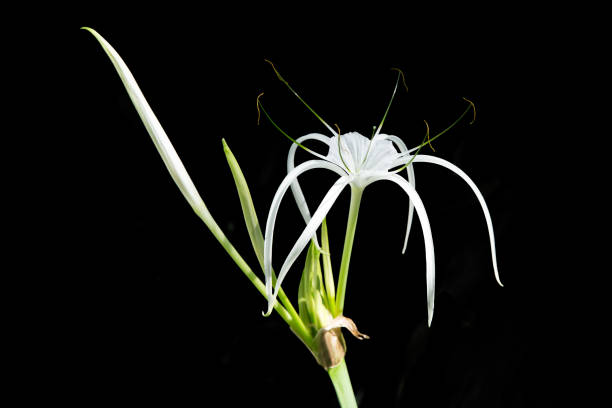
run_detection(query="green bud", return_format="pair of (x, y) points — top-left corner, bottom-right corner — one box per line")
(298, 242), (369, 370)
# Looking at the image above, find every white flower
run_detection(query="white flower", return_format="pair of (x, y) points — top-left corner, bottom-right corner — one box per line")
(263, 111), (502, 326)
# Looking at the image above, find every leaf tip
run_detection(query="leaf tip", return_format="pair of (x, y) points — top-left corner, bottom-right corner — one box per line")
(80, 26), (97, 36)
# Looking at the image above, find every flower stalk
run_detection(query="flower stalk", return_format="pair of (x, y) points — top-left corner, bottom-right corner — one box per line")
(328, 359), (358, 408)
(321, 219), (336, 313)
(335, 186), (363, 314)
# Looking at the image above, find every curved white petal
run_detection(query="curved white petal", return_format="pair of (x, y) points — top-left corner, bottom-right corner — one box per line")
(413, 155), (503, 287)
(263, 160), (348, 316)
(384, 135), (416, 254)
(405, 164), (416, 251)
(365, 173), (436, 326)
(269, 178), (350, 315)
(287, 134), (332, 226)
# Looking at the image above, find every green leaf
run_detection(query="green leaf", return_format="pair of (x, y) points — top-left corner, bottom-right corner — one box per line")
(84, 27), (314, 345)
(82, 28), (209, 220)
(222, 139), (265, 270)
(223, 140), (308, 332)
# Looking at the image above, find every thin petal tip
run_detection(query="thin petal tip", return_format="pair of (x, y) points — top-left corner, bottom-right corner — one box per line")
(494, 266), (503, 287)
(262, 300), (275, 317)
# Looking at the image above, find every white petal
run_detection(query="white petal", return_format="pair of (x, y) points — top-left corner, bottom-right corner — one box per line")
(263, 160), (348, 315)
(363, 139), (399, 172)
(384, 135), (416, 253)
(83, 28), (207, 218)
(413, 155), (503, 287)
(287, 134), (332, 225)
(365, 173), (436, 326)
(269, 178), (350, 315)
(326, 132), (369, 172)
(405, 164), (416, 250)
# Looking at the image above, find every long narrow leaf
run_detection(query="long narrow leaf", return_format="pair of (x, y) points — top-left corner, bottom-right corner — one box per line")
(82, 27), (209, 220)
(222, 139), (265, 270)
(82, 28), (312, 334)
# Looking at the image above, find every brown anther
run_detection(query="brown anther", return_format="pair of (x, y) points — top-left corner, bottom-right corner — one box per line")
(334, 123), (341, 136)
(462, 97), (477, 124)
(390, 67), (409, 93)
(424, 119), (435, 152)
(256, 92), (264, 125)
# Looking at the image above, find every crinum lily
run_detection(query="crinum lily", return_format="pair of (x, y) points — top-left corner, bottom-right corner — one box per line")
(260, 64), (503, 327)
(84, 27), (503, 405)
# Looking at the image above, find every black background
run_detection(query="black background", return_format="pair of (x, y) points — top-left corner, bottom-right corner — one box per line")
(21, 4), (600, 407)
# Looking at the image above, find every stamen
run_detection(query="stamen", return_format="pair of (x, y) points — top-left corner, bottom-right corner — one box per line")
(406, 98), (477, 154)
(334, 123), (341, 136)
(462, 97), (476, 124)
(373, 68), (404, 138)
(264, 59), (336, 136)
(264, 59), (288, 84)
(257, 93), (311, 153)
(334, 123), (351, 173)
(390, 67), (409, 93)
(393, 120), (430, 173)
(425, 119), (435, 152)
(361, 68), (407, 168)
(256, 92), (264, 125)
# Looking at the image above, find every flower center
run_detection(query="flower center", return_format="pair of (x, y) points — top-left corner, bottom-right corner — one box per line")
(326, 132), (399, 175)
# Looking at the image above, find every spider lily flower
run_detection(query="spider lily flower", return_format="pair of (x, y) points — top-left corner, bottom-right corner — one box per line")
(261, 71), (503, 326)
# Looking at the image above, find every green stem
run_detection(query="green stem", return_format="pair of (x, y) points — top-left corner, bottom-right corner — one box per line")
(335, 187), (363, 314)
(193, 208), (312, 345)
(321, 219), (337, 314)
(328, 359), (358, 408)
